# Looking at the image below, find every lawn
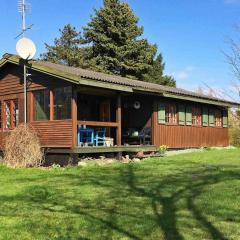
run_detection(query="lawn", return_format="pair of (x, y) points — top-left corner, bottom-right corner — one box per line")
(0, 149), (240, 240)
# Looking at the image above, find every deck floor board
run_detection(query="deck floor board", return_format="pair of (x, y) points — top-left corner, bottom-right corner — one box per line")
(46, 145), (158, 154)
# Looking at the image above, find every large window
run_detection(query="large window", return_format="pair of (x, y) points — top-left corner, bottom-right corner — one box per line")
(34, 89), (50, 121)
(33, 87), (71, 121)
(192, 107), (202, 126)
(165, 104), (177, 124)
(215, 110), (222, 127)
(4, 99), (19, 130)
(53, 86), (71, 120)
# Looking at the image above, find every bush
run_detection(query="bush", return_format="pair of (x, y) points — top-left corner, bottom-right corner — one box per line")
(3, 124), (43, 168)
(229, 109), (240, 147)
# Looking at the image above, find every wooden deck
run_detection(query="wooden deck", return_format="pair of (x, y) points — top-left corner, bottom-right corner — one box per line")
(46, 145), (158, 154)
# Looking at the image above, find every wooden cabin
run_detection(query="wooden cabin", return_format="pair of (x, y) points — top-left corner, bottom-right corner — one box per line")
(0, 54), (238, 155)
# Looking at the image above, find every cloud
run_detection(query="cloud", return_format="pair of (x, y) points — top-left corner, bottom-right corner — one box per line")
(173, 66), (195, 81)
(224, 0), (240, 4)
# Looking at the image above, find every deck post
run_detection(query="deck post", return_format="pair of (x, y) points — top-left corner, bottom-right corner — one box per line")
(116, 94), (122, 146)
(29, 92), (33, 122)
(50, 90), (54, 121)
(72, 86), (77, 148)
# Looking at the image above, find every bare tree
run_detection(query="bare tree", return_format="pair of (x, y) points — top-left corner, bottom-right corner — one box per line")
(225, 26), (240, 82)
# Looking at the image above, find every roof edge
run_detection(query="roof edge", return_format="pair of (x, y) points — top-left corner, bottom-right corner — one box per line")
(163, 93), (238, 107)
(1, 53), (239, 107)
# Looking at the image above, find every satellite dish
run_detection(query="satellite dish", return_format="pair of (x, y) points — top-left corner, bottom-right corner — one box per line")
(16, 37), (36, 60)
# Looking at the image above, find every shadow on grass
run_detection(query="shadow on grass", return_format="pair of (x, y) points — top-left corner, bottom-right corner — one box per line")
(120, 164), (237, 240)
(0, 161), (239, 239)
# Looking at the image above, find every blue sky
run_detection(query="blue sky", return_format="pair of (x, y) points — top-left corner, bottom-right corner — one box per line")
(0, 0), (240, 97)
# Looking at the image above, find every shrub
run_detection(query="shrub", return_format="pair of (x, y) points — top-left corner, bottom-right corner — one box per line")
(229, 109), (240, 147)
(3, 124), (43, 168)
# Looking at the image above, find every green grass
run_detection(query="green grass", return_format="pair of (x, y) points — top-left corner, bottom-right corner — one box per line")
(0, 149), (240, 240)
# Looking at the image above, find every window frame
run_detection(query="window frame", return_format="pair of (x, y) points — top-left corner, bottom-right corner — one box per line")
(32, 86), (72, 122)
(3, 99), (19, 131)
(52, 86), (72, 120)
(0, 101), (2, 130)
(165, 103), (177, 125)
(215, 109), (222, 128)
(192, 106), (202, 127)
(33, 89), (50, 122)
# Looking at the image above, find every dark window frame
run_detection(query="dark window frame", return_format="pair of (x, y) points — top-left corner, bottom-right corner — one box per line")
(33, 89), (50, 121)
(165, 104), (177, 125)
(0, 101), (2, 129)
(53, 86), (72, 120)
(32, 86), (72, 122)
(215, 109), (222, 127)
(192, 107), (202, 126)
(3, 99), (19, 130)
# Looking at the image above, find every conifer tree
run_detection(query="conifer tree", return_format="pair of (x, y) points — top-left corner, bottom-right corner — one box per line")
(81, 0), (156, 79)
(41, 24), (84, 67)
(41, 1), (176, 87)
(144, 54), (176, 87)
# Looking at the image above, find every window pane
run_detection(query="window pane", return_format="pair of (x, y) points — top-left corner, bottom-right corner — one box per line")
(53, 86), (71, 120)
(166, 104), (177, 124)
(5, 101), (11, 129)
(215, 110), (222, 127)
(192, 107), (201, 126)
(34, 90), (50, 121)
(4, 99), (19, 130)
(13, 100), (19, 128)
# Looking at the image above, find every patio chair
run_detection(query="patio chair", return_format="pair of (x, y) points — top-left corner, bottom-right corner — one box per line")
(77, 125), (94, 146)
(139, 127), (151, 145)
(94, 128), (107, 146)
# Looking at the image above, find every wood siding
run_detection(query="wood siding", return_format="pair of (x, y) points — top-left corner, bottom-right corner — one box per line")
(0, 63), (71, 96)
(0, 63), (74, 149)
(152, 101), (229, 148)
(30, 120), (73, 147)
(0, 63), (230, 150)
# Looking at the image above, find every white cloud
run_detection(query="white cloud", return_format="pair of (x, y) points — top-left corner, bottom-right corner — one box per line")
(224, 0), (240, 4)
(173, 66), (195, 81)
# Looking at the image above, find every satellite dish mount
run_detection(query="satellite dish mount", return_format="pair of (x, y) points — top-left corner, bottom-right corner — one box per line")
(16, 0), (36, 125)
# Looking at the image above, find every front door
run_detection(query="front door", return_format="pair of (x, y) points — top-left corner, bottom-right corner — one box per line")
(100, 100), (110, 122)
(100, 100), (111, 136)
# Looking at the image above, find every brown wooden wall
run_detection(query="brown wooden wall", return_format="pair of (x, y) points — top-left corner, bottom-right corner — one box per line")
(0, 63), (74, 149)
(152, 99), (229, 148)
(0, 63), (230, 150)
(30, 120), (73, 147)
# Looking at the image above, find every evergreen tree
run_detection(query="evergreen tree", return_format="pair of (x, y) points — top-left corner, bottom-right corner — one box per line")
(144, 54), (176, 87)
(81, 0), (156, 79)
(41, 24), (85, 67)
(41, 1), (176, 87)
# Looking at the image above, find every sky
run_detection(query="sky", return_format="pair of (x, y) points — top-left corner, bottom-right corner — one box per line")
(0, 0), (240, 99)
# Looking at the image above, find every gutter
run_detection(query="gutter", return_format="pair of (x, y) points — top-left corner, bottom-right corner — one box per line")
(163, 93), (237, 107)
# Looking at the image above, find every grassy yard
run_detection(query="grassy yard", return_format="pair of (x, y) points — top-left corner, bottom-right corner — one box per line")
(0, 149), (240, 240)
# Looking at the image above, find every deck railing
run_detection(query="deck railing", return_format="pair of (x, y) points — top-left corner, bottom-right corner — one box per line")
(77, 120), (118, 128)
(77, 120), (120, 147)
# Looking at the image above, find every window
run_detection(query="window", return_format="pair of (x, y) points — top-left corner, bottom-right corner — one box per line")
(215, 110), (222, 127)
(165, 104), (177, 124)
(192, 107), (202, 126)
(53, 86), (71, 120)
(32, 87), (72, 121)
(0, 102), (2, 129)
(34, 89), (50, 121)
(209, 109), (215, 127)
(4, 99), (19, 130)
